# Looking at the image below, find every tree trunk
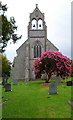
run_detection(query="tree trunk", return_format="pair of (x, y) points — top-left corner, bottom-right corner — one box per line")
(45, 79), (49, 83)
(46, 74), (51, 83)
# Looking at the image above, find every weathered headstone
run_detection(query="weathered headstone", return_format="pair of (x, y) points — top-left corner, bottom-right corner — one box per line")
(48, 75), (62, 95)
(51, 74), (61, 83)
(66, 81), (73, 86)
(5, 83), (11, 92)
(49, 83), (57, 95)
(41, 73), (47, 80)
(13, 80), (18, 85)
(20, 83), (25, 85)
(51, 74), (56, 80)
(2, 80), (6, 85)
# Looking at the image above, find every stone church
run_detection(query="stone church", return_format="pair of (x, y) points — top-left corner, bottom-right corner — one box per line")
(11, 4), (58, 81)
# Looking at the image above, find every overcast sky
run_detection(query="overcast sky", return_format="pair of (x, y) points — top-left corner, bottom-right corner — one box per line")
(2, 0), (72, 62)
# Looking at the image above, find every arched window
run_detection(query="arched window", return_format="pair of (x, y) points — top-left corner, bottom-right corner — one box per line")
(38, 19), (43, 29)
(32, 19), (37, 29)
(34, 44), (42, 58)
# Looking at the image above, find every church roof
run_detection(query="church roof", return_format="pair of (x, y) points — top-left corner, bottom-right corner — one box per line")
(46, 39), (59, 51)
(16, 39), (28, 54)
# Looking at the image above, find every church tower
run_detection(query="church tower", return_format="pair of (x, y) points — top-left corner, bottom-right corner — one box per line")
(28, 4), (47, 53)
(11, 5), (58, 82)
(28, 4), (48, 80)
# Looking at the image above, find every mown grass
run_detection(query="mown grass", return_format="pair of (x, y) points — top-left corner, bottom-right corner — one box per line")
(0, 79), (2, 120)
(1, 78), (72, 119)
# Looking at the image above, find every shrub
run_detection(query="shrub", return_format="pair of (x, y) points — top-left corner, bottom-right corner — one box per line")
(33, 51), (72, 82)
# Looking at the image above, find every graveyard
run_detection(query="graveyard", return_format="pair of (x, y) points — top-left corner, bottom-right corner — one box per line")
(1, 1), (72, 119)
(0, 77), (72, 118)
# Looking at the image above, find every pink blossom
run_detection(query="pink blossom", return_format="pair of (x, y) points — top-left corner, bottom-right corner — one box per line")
(33, 50), (72, 80)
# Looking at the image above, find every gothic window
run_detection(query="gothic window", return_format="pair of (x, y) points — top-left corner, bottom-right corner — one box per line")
(34, 46), (36, 58)
(38, 19), (43, 29)
(34, 44), (42, 58)
(32, 19), (37, 29)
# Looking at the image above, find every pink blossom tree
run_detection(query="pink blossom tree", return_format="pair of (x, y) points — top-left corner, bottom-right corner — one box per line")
(71, 62), (73, 77)
(33, 51), (72, 83)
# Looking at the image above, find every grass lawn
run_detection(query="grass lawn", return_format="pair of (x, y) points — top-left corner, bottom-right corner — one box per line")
(1, 78), (72, 118)
(0, 81), (2, 119)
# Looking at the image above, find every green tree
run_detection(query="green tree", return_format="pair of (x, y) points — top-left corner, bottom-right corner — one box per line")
(0, 2), (22, 53)
(0, 53), (2, 77)
(0, 54), (11, 77)
(1, 54), (11, 77)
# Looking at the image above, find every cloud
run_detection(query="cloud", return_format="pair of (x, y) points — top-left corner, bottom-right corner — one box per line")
(2, 0), (72, 61)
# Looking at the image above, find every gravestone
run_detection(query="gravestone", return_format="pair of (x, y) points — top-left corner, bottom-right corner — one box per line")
(66, 81), (73, 86)
(49, 83), (57, 95)
(2, 80), (6, 85)
(51, 74), (61, 83)
(51, 74), (56, 80)
(13, 80), (18, 85)
(48, 75), (61, 95)
(5, 83), (11, 92)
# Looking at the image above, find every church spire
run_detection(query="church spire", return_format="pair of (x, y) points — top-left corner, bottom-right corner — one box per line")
(36, 4), (38, 8)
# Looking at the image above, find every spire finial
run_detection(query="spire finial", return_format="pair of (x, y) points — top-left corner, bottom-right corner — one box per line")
(36, 4), (38, 8)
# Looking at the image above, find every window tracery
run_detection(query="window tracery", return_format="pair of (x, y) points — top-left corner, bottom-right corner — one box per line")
(33, 41), (42, 58)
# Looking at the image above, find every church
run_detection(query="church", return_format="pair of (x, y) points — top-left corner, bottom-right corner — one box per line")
(11, 4), (58, 81)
